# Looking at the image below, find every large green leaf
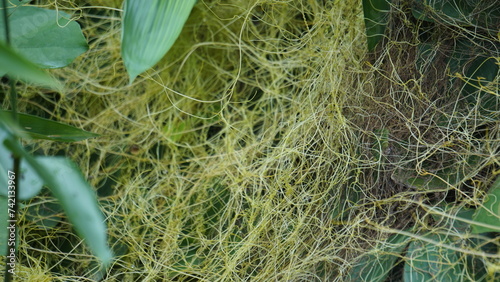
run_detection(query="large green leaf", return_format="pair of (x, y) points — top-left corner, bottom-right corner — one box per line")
(0, 41), (60, 89)
(403, 234), (462, 281)
(2, 135), (113, 266)
(0, 6), (88, 69)
(362, 0), (391, 51)
(0, 128), (44, 200)
(472, 176), (500, 233)
(0, 110), (99, 142)
(347, 232), (411, 282)
(121, 0), (197, 83)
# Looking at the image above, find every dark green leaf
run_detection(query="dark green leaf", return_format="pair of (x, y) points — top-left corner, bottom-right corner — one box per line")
(406, 168), (462, 190)
(472, 176), (500, 233)
(121, 0), (197, 82)
(362, 0), (391, 51)
(0, 110), (99, 142)
(0, 6), (88, 69)
(405, 155), (482, 190)
(462, 56), (499, 112)
(0, 41), (61, 89)
(25, 200), (63, 230)
(347, 232), (411, 282)
(411, 0), (475, 23)
(403, 234), (462, 281)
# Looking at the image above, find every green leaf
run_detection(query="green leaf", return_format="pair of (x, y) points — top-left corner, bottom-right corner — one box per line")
(403, 234), (462, 281)
(25, 199), (63, 230)
(362, 0), (391, 51)
(12, 0), (32, 6)
(405, 155), (482, 190)
(0, 6), (88, 69)
(411, 0), (475, 23)
(0, 128), (44, 200)
(347, 232), (411, 282)
(121, 0), (197, 83)
(462, 56), (499, 112)
(3, 137), (113, 266)
(0, 110), (99, 142)
(0, 41), (61, 89)
(471, 176), (500, 233)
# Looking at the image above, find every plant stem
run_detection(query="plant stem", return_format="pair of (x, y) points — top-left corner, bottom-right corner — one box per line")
(2, 1), (19, 281)
(1, 0), (9, 45)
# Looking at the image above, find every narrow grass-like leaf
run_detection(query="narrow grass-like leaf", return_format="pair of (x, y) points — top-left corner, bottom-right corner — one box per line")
(0, 110), (99, 142)
(347, 232), (411, 282)
(0, 41), (60, 89)
(0, 6), (88, 69)
(121, 0), (197, 83)
(472, 176), (500, 233)
(3, 137), (113, 267)
(362, 0), (391, 51)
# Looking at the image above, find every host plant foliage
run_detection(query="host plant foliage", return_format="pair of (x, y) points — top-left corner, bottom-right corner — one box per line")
(0, 1), (112, 277)
(121, 0), (197, 83)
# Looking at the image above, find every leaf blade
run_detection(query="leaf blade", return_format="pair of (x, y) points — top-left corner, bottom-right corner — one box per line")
(121, 0), (197, 82)
(404, 234), (462, 281)
(0, 110), (99, 142)
(2, 135), (113, 266)
(472, 176), (500, 233)
(362, 0), (391, 51)
(347, 232), (411, 282)
(0, 128), (43, 200)
(0, 41), (61, 89)
(0, 6), (88, 69)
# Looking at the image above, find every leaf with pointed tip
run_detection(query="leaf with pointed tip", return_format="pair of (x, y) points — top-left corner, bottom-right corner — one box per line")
(0, 41), (61, 89)
(121, 0), (197, 83)
(0, 111), (99, 142)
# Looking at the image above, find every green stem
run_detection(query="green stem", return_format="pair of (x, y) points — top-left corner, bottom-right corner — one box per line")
(1, 0), (9, 45)
(2, 1), (19, 281)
